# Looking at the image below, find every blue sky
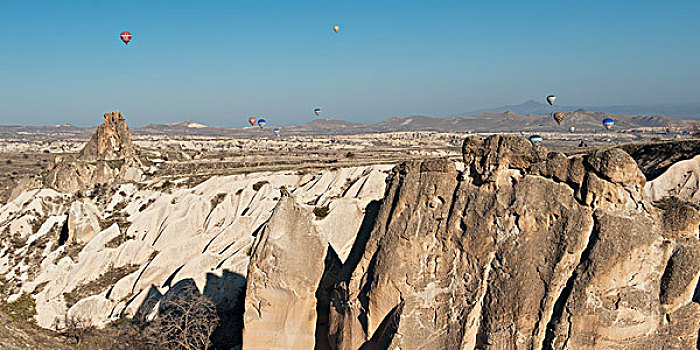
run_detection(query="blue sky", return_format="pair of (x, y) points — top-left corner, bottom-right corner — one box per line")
(0, 0), (698, 127)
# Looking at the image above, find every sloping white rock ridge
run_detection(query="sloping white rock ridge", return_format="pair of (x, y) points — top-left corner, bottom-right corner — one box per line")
(0, 164), (393, 338)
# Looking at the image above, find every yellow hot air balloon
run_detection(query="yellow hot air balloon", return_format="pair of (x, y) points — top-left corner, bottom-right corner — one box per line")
(333, 25), (340, 33)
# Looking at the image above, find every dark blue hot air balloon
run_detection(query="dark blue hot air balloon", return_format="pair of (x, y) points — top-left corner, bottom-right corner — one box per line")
(602, 118), (615, 130)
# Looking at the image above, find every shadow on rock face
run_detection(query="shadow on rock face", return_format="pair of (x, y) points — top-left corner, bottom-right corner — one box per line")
(203, 271), (247, 349)
(131, 270), (246, 350)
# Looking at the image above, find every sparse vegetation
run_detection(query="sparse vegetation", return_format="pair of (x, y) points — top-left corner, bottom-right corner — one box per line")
(58, 315), (95, 347)
(252, 180), (269, 191)
(161, 179), (173, 190)
(139, 198), (157, 212)
(104, 233), (127, 249)
(150, 284), (220, 350)
(0, 276), (7, 297)
(63, 265), (140, 308)
(9, 233), (28, 250)
(346, 151), (355, 159)
(313, 205), (330, 219)
(33, 280), (50, 294)
(56, 242), (86, 262)
(0, 293), (37, 323)
(210, 193), (228, 209)
(148, 250), (160, 261)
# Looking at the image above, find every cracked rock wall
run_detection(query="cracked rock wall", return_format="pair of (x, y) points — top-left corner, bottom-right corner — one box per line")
(328, 135), (700, 350)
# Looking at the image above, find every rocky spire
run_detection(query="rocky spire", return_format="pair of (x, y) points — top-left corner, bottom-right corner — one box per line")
(8, 110), (144, 197)
(77, 110), (137, 162)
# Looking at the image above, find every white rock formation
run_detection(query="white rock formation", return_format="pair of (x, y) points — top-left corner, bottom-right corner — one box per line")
(242, 196), (327, 349)
(645, 154), (700, 203)
(67, 198), (102, 244)
(0, 164), (393, 332)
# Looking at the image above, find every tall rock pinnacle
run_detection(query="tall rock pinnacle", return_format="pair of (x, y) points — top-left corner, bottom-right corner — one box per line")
(78, 110), (137, 162)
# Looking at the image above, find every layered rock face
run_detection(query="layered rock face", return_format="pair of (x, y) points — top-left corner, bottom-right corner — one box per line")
(324, 135), (700, 349)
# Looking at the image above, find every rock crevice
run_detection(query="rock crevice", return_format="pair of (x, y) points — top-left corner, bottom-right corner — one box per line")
(326, 135), (700, 350)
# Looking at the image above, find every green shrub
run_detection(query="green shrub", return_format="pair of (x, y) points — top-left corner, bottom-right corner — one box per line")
(313, 206), (330, 219)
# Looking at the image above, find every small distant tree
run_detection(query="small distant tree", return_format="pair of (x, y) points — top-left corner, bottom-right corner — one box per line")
(59, 315), (95, 347)
(345, 152), (355, 159)
(151, 285), (219, 350)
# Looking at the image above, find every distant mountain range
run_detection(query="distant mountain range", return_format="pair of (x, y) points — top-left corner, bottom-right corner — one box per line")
(2, 101), (698, 138)
(466, 100), (700, 119)
(129, 109), (698, 137)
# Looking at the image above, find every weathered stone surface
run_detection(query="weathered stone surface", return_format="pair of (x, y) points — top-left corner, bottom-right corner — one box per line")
(328, 135), (700, 350)
(645, 154), (700, 203)
(78, 110), (137, 162)
(67, 198), (101, 244)
(586, 148), (646, 188)
(242, 195), (328, 349)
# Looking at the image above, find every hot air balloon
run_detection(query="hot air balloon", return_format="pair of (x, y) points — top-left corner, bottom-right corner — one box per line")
(333, 25), (340, 33)
(552, 112), (565, 125)
(569, 126), (576, 133)
(273, 127), (281, 137)
(257, 118), (267, 128)
(603, 118), (615, 130)
(120, 31), (132, 45)
(546, 95), (556, 106)
(529, 135), (543, 146)
(314, 107), (322, 117)
(248, 117), (257, 126)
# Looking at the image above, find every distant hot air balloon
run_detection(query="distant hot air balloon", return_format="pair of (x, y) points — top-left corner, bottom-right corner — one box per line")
(257, 118), (267, 128)
(529, 135), (543, 146)
(603, 118), (615, 130)
(120, 31), (132, 45)
(248, 117), (257, 126)
(314, 107), (322, 117)
(552, 112), (565, 125)
(333, 25), (340, 33)
(273, 127), (281, 137)
(546, 95), (556, 106)
(569, 126), (576, 133)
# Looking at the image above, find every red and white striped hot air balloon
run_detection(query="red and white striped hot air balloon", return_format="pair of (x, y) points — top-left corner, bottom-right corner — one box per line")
(120, 31), (132, 45)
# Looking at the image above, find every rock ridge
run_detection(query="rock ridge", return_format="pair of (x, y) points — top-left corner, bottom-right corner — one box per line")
(323, 134), (700, 349)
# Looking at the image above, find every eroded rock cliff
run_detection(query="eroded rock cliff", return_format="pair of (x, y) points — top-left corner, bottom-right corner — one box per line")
(323, 135), (700, 349)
